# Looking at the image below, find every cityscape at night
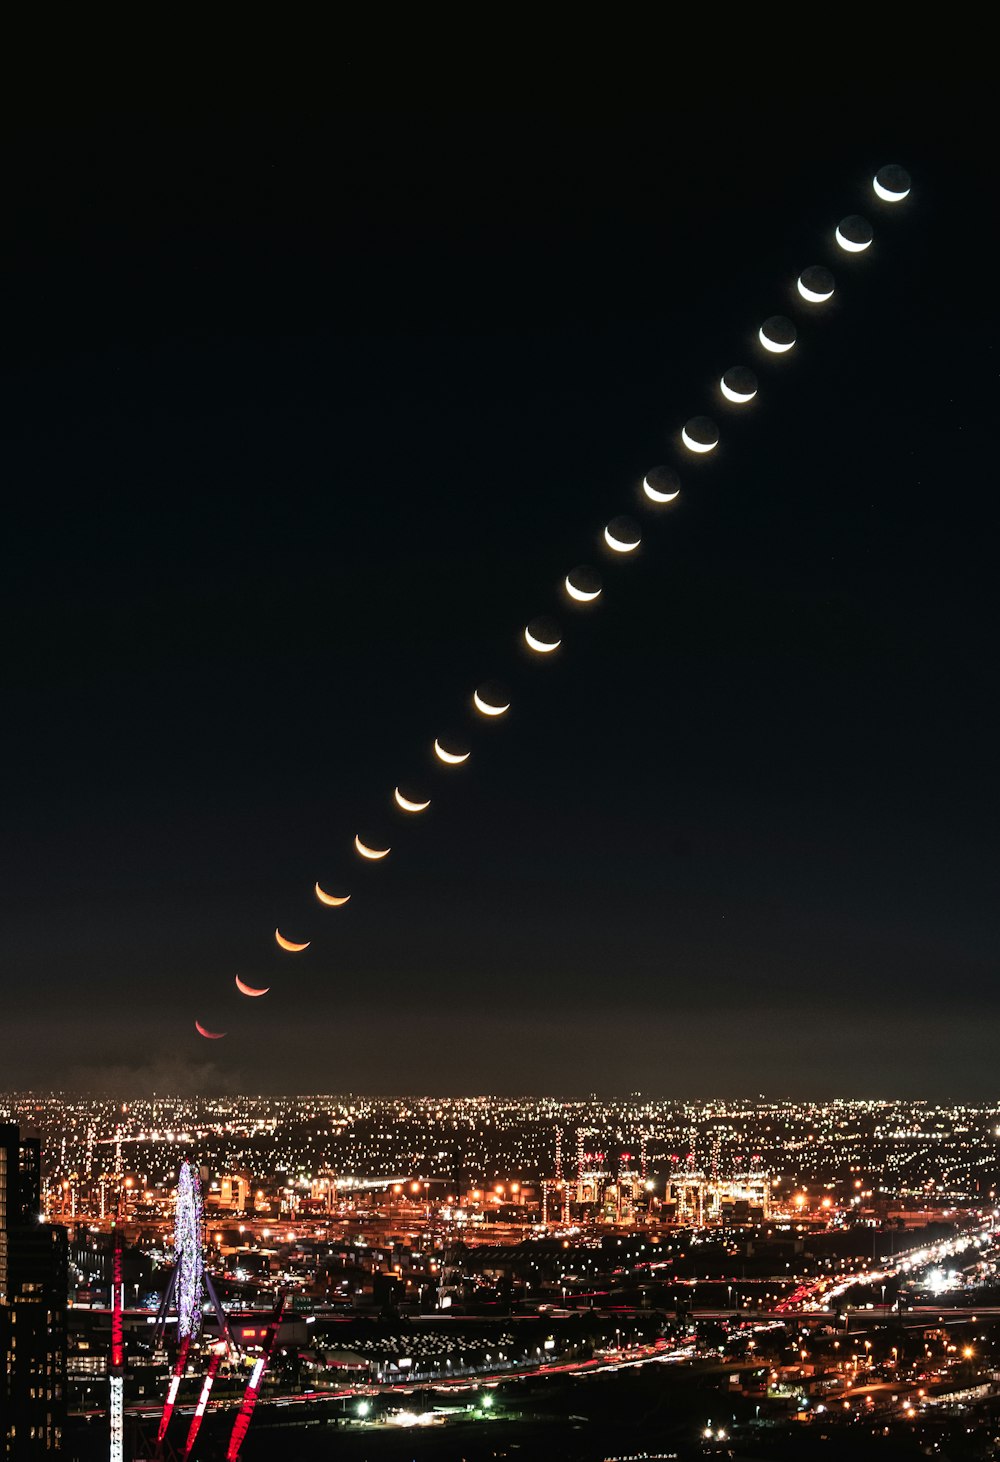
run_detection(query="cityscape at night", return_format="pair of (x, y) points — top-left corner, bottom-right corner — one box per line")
(6, 1092), (1000, 1458)
(1, 89), (996, 1462)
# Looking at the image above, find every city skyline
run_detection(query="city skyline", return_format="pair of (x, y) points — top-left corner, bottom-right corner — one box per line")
(2, 116), (995, 1097)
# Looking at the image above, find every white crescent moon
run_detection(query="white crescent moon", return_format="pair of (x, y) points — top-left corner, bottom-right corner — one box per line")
(275, 929), (310, 952)
(797, 275), (834, 303)
(564, 575), (601, 602)
(873, 175), (909, 203)
(235, 975), (269, 997)
(315, 884), (351, 907)
(195, 1020), (226, 1039)
(758, 325), (794, 354)
(394, 788), (430, 813)
(642, 475), (679, 504)
(524, 626), (560, 653)
(355, 835), (391, 859)
(835, 225), (871, 253)
(681, 426), (717, 454)
(720, 377), (757, 404)
(434, 739), (471, 764)
(604, 525), (639, 553)
(473, 689), (510, 716)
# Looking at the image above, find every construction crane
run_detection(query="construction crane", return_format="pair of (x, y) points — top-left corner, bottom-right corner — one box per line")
(109, 1188), (125, 1462)
(224, 1291), (287, 1461)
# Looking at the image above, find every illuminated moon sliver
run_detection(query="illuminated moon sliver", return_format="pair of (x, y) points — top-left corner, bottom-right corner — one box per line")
(355, 835), (391, 859)
(681, 426), (717, 454)
(720, 379), (756, 404)
(394, 788), (431, 813)
(473, 689), (510, 716)
(524, 626), (560, 653)
(873, 171), (910, 203)
(195, 1020), (226, 1039)
(604, 525), (640, 553)
(642, 475), (679, 504)
(759, 325), (794, 354)
(275, 929), (311, 952)
(434, 739), (471, 765)
(798, 275), (834, 303)
(315, 884), (351, 907)
(565, 574), (601, 602)
(836, 225), (871, 254)
(235, 975), (269, 997)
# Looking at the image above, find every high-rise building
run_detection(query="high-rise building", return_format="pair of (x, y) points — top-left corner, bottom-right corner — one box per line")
(0, 1124), (67, 1458)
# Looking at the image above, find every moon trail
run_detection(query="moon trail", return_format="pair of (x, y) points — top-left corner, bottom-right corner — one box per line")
(203, 162), (914, 1041)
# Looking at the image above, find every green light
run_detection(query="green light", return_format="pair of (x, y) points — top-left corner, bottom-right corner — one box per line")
(356, 1399), (371, 1417)
(482, 1394), (494, 1409)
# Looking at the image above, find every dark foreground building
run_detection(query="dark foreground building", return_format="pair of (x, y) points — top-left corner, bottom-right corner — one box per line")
(0, 1125), (67, 1457)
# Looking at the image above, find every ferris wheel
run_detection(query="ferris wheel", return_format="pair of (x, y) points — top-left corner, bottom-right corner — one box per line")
(154, 1161), (230, 1458)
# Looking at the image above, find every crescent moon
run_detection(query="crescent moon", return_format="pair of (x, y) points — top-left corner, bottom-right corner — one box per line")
(797, 274), (835, 303)
(315, 883), (351, 907)
(355, 835), (391, 859)
(473, 689), (510, 716)
(758, 325), (795, 354)
(873, 173), (910, 203)
(681, 426), (717, 454)
(195, 1020), (226, 1039)
(720, 376), (757, 404)
(603, 525), (639, 553)
(434, 739), (471, 765)
(275, 929), (310, 952)
(564, 575), (601, 602)
(524, 626), (560, 653)
(642, 475), (680, 504)
(394, 788), (431, 813)
(835, 224), (871, 254)
(235, 975), (269, 998)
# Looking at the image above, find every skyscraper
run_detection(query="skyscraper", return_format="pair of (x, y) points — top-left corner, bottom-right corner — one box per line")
(0, 1124), (67, 1458)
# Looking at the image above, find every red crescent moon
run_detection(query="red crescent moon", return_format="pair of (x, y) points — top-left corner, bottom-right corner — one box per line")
(235, 975), (269, 998)
(195, 1020), (226, 1039)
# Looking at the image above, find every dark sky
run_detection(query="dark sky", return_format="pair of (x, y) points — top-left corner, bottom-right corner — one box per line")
(1, 110), (996, 1097)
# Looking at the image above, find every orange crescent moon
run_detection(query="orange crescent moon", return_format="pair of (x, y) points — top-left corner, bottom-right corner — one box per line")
(275, 929), (310, 952)
(315, 883), (351, 907)
(195, 1020), (226, 1039)
(235, 975), (269, 998)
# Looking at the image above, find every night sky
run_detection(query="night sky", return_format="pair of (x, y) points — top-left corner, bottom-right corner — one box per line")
(2, 112), (995, 1097)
